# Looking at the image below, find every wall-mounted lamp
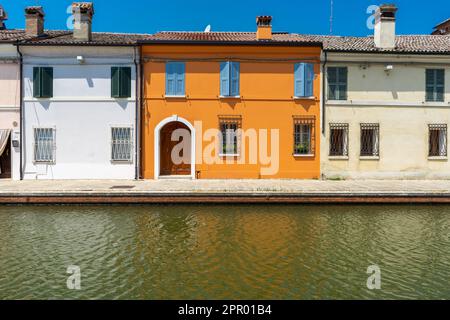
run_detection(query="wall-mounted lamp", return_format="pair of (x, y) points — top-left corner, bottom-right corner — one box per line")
(384, 64), (394, 75)
(77, 55), (85, 64)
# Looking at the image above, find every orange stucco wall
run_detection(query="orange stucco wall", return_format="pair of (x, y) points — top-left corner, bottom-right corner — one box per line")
(141, 44), (322, 179)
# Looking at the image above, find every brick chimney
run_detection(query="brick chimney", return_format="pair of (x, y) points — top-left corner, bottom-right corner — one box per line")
(0, 5), (7, 30)
(256, 16), (272, 40)
(25, 6), (45, 37)
(72, 2), (94, 41)
(374, 4), (398, 49)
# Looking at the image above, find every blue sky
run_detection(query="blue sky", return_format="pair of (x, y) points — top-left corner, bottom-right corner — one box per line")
(3, 0), (449, 36)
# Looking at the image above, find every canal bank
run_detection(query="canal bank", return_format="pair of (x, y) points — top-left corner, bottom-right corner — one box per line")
(1, 179), (450, 204)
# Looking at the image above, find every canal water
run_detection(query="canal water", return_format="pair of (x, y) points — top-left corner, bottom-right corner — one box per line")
(0, 204), (450, 299)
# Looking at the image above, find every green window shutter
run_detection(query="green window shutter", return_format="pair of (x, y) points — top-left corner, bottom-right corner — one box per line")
(33, 67), (41, 98)
(338, 67), (348, 100)
(426, 69), (445, 102)
(327, 67), (337, 100)
(41, 67), (53, 98)
(120, 67), (132, 98)
(111, 67), (120, 98)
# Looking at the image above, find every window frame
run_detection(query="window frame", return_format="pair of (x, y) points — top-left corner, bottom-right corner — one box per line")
(33, 66), (53, 98)
(111, 126), (134, 163)
(218, 115), (242, 157)
(294, 63), (315, 98)
(293, 116), (315, 156)
(111, 66), (132, 99)
(425, 69), (445, 102)
(165, 61), (186, 97)
(329, 123), (349, 157)
(428, 124), (447, 158)
(327, 66), (347, 101)
(360, 123), (380, 158)
(33, 127), (56, 164)
(220, 61), (240, 97)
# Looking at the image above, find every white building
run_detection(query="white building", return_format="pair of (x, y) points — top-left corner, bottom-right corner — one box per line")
(0, 6), (21, 181)
(321, 4), (450, 179)
(20, 4), (146, 180)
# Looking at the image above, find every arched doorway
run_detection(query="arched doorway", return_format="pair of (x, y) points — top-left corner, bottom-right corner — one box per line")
(154, 116), (196, 179)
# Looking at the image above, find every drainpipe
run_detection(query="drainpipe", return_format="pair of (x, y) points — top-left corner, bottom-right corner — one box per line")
(321, 51), (327, 134)
(133, 45), (142, 180)
(16, 42), (23, 180)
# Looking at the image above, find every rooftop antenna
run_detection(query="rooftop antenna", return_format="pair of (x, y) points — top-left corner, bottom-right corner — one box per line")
(329, 0), (334, 34)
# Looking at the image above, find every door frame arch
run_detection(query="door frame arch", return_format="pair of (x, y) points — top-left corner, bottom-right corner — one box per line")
(154, 115), (196, 179)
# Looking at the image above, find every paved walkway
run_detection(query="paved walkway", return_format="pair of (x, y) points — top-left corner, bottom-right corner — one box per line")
(1, 179), (450, 203)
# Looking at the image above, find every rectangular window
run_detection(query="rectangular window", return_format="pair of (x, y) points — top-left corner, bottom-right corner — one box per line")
(220, 62), (240, 97)
(111, 67), (132, 98)
(429, 124), (447, 157)
(360, 123), (379, 157)
(219, 116), (242, 155)
(33, 67), (53, 98)
(293, 116), (315, 155)
(329, 123), (349, 156)
(111, 127), (133, 162)
(34, 128), (55, 163)
(166, 62), (185, 96)
(426, 69), (445, 102)
(327, 66), (347, 100)
(294, 63), (314, 97)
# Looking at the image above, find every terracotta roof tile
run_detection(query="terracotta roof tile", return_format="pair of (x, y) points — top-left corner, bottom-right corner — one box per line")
(0, 29), (68, 42)
(19, 31), (151, 45)
(144, 31), (321, 45)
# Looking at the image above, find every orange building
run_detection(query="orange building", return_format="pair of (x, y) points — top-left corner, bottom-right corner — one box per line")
(140, 16), (322, 179)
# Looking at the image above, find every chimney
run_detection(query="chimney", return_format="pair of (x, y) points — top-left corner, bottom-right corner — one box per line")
(72, 2), (94, 41)
(25, 6), (45, 37)
(0, 5), (7, 30)
(256, 16), (272, 40)
(374, 4), (398, 49)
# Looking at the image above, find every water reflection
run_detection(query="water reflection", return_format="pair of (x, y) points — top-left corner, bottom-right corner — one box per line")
(0, 204), (450, 299)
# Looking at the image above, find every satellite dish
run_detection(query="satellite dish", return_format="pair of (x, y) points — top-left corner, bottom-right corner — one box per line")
(204, 24), (211, 32)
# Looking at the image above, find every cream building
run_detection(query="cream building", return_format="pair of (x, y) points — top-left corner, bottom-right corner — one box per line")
(320, 5), (450, 179)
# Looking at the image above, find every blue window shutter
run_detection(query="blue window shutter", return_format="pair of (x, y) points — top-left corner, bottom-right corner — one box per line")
(294, 63), (305, 97)
(230, 62), (240, 96)
(305, 63), (314, 97)
(175, 62), (185, 96)
(166, 62), (175, 95)
(220, 62), (230, 96)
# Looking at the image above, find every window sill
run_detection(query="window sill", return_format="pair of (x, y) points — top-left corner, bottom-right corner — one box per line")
(359, 156), (379, 160)
(329, 155), (349, 160)
(219, 95), (241, 99)
(293, 154), (315, 157)
(33, 161), (55, 165)
(111, 160), (134, 164)
(165, 95), (186, 99)
(428, 156), (448, 161)
(219, 153), (240, 157)
(293, 96), (316, 100)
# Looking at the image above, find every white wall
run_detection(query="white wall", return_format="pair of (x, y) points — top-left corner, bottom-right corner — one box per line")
(22, 46), (138, 180)
(322, 53), (450, 179)
(0, 44), (20, 180)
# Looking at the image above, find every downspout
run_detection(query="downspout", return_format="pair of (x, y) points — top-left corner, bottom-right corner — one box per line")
(133, 45), (140, 180)
(16, 42), (23, 180)
(139, 47), (144, 180)
(321, 51), (327, 134)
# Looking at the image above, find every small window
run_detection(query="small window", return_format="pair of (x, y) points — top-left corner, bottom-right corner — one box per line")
(426, 69), (445, 102)
(166, 62), (185, 96)
(219, 116), (242, 155)
(329, 123), (349, 156)
(360, 123), (379, 157)
(33, 67), (53, 98)
(429, 124), (447, 157)
(327, 67), (347, 100)
(34, 127), (55, 163)
(220, 62), (240, 97)
(294, 63), (314, 97)
(111, 127), (133, 162)
(293, 116), (315, 155)
(111, 67), (132, 98)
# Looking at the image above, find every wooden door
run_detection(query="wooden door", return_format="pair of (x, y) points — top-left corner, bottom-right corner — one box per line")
(160, 122), (191, 176)
(0, 136), (11, 179)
